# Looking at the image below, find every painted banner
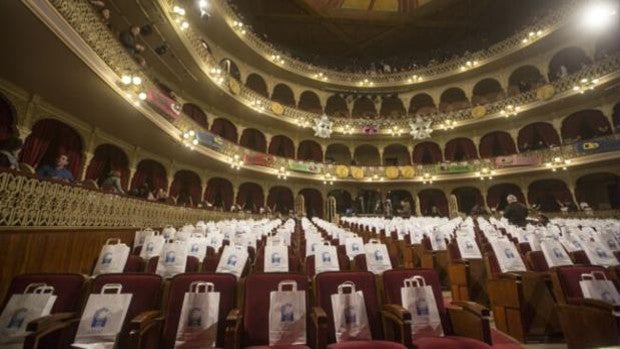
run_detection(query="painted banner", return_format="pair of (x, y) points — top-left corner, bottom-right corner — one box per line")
(243, 154), (275, 167)
(288, 160), (323, 174)
(436, 163), (473, 173)
(146, 89), (182, 120)
(494, 155), (542, 167)
(197, 132), (224, 151)
(575, 138), (620, 154)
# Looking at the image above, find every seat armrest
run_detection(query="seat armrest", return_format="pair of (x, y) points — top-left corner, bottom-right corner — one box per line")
(311, 306), (328, 326)
(225, 308), (242, 349)
(450, 301), (490, 318)
(567, 297), (620, 313)
(129, 310), (161, 332)
(382, 303), (412, 322)
(311, 307), (328, 349)
(381, 303), (413, 348)
(26, 312), (77, 332)
(23, 317), (80, 349)
(447, 302), (492, 344)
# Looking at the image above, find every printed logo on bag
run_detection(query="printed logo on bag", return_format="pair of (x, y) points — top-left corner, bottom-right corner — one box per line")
(351, 243), (360, 252)
(280, 303), (294, 322)
(596, 247), (608, 258)
(165, 251), (176, 264)
(91, 308), (111, 330)
(188, 308), (203, 327)
(101, 253), (113, 265)
(602, 291), (616, 304)
(311, 242), (318, 252)
(7, 308), (27, 329)
(190, 244), (200, 253)
(322, 252), (332, 263)
(227, 255), (238, 266)
(465, 241), (474, 249)
(272, 253), (282, 264)
(553, 248), (564, 258)
(607, 239), (618, 250)
(373, 250), (384, 261)
(415, 299), (429, 316)
(504, 248), (515, 259)
(146, 242), (155, 253)
(344, 306), (357, 324)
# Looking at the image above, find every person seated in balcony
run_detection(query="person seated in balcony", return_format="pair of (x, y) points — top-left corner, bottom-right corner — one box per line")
(154, 187), (168, 202)
(36, 154), (74, 183)
(177, 190), (193, 207)
(429, 206), (441, 217)
(100, 170), (124, 194)
(0, 136), (23, 170)
(503, 194), (528, 227)
(398, 199), (412, 219)
(119, 25), (144, 55)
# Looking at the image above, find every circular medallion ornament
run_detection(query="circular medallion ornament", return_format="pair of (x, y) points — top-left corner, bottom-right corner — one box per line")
(385, 166), (399, 179)
(471, 105), (486, 118)
(400, 166), (416, 178)
(271, 102), (284, 115)
(335, 165), (350, 178)
(351, 166), (364, 179)
(536, 84), (555, 101)
(228, 79), (240, 95)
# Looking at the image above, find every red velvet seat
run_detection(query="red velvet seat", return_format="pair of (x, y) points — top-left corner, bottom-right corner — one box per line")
(525, 251), (549, 272)
(145, 255), (200, 274)
(124, 255), (146, 272)
(326, 340), (408, 349)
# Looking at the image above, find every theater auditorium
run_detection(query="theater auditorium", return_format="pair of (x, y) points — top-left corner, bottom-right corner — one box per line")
(0, 0), (619, 348)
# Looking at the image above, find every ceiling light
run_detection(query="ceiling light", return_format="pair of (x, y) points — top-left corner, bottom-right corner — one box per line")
(180, 21), (190, 30)
(132, 76), (142, 85)
(422, 173), (436, 184)
(138, 92), (147, 100)
(121, 75), (132, 85)
(172, 5), (186, 16)
(582, 2), (617, 31)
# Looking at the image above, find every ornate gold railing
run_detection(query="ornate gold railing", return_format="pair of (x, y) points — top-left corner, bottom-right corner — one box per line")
(0, 170), (258, 227)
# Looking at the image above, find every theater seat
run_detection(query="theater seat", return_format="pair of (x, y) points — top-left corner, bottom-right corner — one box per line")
(326, 340), (409, 349)
(145, 255), (200, 274)
(414, 336), (491, 349)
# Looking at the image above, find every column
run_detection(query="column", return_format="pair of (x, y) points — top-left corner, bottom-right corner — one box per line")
(127, 166), (137, 191)
(80, 151), (94, 181)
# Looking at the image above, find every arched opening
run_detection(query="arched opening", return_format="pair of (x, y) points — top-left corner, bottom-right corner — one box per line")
(517, 122), (561, 152)
(328, 189), (352, 214)
(412, 142), (442, 164)
(245, 73), (269, 98)
(170, 170), (202, 207)
(561, 109), (612, 142)
(383, 144), (410, 166)
(445, 138), (478, 161)
(472, 78), (504, 105)
(220, 59), (241, 81)
(418, 189), (448, 217)
(325, 95), (349, 118)
(130, 159), (167, 193)
(20, 118), (83, 178)
(205, 177), (234, 210)
(210, 118), (238, 143)
(239, 128), (267, 152)
(271, 83), (296, 107)
(479, 131), (517, 158)
(576, 173), (620, 210)
(353, 144), (381, 166)
(236, 182), (264, 213)
(85, 144), (129, 189)
(352, 96), (378, 118)
(388, 189), (414, 213)
(548, 47), (592, 81)
(508, 65), (544, 95)
(439, 87), (469, 112)
(268, 135), (295, 159)
(267, 186), (294, 214)
(487, 183), (525, 211)
(409, 93), (436, 115)
(297, 140), (323, 162)
(614, 102), (620, 132)
(452, 187), (484, 214)
(299, 188), (323, 218)
(380, 96), (406, 118)
(355, 189), (382, 214)
(0, 95), (15, 142)
(182, 103), (208, 130)
(325, 143), (352, 164)
(528, 179), (572, 212)
(298, 91), (322, 113)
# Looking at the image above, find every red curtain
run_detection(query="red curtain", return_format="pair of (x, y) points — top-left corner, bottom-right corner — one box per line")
(236, 182), (264, 212)
(444, 138), (478, 161)
(298, 91), (322, 113)
(0, 97), (14, 142)
(352, 97), (377, 118)
(297, 140), (323, 162)
(479, 131), (517, 158)
(269, 135), (295, 159)
(20, 119), (83, 178)
(169, 170), (202, 206)
(561, 110), (612, 142)
(246, 74), (269, 97)
(272, 84), (295, 107)
(210, 118), (238, 143)
(452, 187), (484, 214)
(85, 144), (129, 189)
(517, 122), (560, 151)
(205, 177), (233, 210)
(528, 179), (572, 212)
(487, 183), (525, 210)
(183, 103), (208, 130)
(130, 159), (167, 192)
(267, 186), (294, 213)
(325, 96), (349, 117)
(240, 129), (267, 152)
(418, 189), (448, 216)
(300, 188), (323, 218)
(412, 142), (442, 164)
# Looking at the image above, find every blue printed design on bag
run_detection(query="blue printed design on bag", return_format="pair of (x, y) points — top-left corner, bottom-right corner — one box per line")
(164, 251), (176, 264)
(351, 243), (359, 252)
(374, 250), (383, 261)
(190, 244), (200, 253)
(271, 252), (282, 264)
(607, 239), (617, 250)
(311, 243), (318, 252)
(344, 305), (357, 324)
(596, 247), (608, 258)
(415, 298), (429, 316)
(227, 255), (238, 266)
(7, 308), (28, 329)
(553, 247), (564, 258)
(465, 241), (474, 249)
(322, 251), (332, 263)
(146, 242), (155, 253)
(601, 291), (616, 304)
(188, 307), (203, 327)
(101, 252), (113, 265)
(280, 303), (294, 322)
(91, 308), (111, 329)
(504, 248), (515, 259)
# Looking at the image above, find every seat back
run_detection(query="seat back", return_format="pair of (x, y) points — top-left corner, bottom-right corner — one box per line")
(124, 255), (145, 272)
(1, 273), (86, 314)
(551, 265), (608, 303)
(242, 273), (309, 346)
(305, 253), (350, 277)
(161, 273), (237, 349)
(145, 256), (200, 274)
(314, 271), (382, 343)
(525, 251), (549, 272)
(254, 249), (300, 273)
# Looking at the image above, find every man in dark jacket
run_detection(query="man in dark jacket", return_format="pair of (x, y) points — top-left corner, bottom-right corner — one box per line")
(398, 199), (412, 219)
(503, 194), (529, 227)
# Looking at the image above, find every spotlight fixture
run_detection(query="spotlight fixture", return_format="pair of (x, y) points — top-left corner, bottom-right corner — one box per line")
(521, 30), (544, 44)
(270, 54), (285, 65)
(182, 130), (199, 150)
(440, 119), (456, 130)
(359, 79), (374, 87)
(138, 92), (147, 100)
(198, 0), (210, 17)
(229, 154), (244, 170)
(322, 173), (334, 185)
(572, 78), (600, 93)
(545, 157), (572, 171)
(407, 75), (423, 83)
(231, 21), (246, 34)
(475, 168), (496, 180)
(250, 99), (265, 112)
(581, 2), (617, 31)
(277, 166), (290, 180)
(341, 124), (354, 135)
(313, 72), (328, 81)
(121, 75), (132, 85)
(500, 104), (520, 117)
(180, 21), (190, 30)
(422, 173), (436, 184)
(459, 60), (478, 71)
(172, 5), (186, 16)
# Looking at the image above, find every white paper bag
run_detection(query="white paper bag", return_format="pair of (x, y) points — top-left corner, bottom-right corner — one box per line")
(175, 282), (220, 348)
(364, 240), (392, 275)
(305, 235), (322, 257)
(74, 284), (132, 346)
(579, 271), (620, 305)
(595, 232), (620, 252)
(429, 230), (447, 251)
(156, 241), (188, 278)
(331, 282), (371, 342)
(456, 236), (482, 259)
(540, 240), (573, 268)
(490, 238), (527, 273)
(216, 245), (249, 279)
(315, 244), (340, 274)
(140, 234), (165, 260)
(162, 226), (177, 240)
(401, 276), (443, 337)
(133, 228), (155, 247)
(264, 245), (289, 273)
(205, 233), (224, 251)
(344, 237), (365, 260)
(583, 240), (619, 267)
(186, 235), (208, 262)
(269, 281), (306, 345)
(93, 239), (130, 276)
(0, 284), (57, 344)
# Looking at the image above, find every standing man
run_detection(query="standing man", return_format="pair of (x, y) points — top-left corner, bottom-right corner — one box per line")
(503, 194), (529, 227)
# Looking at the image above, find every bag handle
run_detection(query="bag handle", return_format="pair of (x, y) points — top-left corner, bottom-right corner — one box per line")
(337, 281), (356, 294)
(24, 283), (47, 294)
(322, 241), (331, 246)
(190, 281), (215, 293)
(403, 275), (426, 288)
(191, 233), (204, 238)
(591, 271), (609, 281)
(105, 238), (122, 245)
(33, 285), (55, 294)
(101, 283), (123, 294)
(143, 227), (154, 232)
(277, 280), (298, 292)
(368, 239), (380, 244)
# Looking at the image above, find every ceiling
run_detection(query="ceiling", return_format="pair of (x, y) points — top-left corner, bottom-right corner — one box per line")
(230, 0), (564, 66)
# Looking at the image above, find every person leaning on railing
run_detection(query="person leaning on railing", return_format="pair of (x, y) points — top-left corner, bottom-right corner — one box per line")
(0, 136), (23, 170)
